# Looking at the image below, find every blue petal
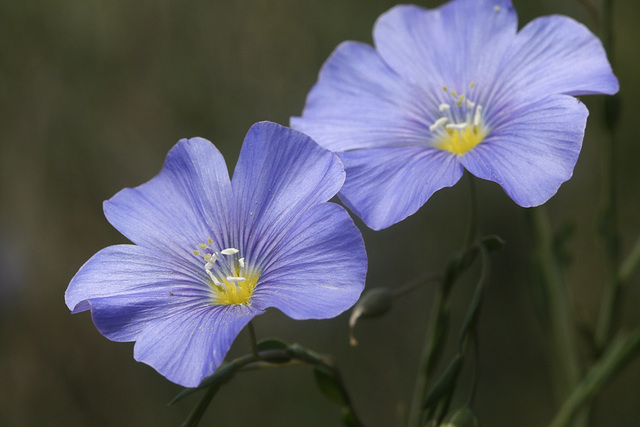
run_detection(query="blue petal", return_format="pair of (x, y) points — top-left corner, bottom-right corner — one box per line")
(374, 1), (517, 89)
(104, 137), (232, 261)
(231, 122), (345, 266)
(252, 203), (366, 319)
(291, 41), (433, 152)
(133, 304), (261, 387)
(496, 15), (618, 97)
(461, 95), (588, 207)
(338, 147), (464, 230)
(65, 245), (212, 341)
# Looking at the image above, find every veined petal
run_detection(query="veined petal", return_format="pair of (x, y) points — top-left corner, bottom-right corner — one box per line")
(252, 203), (366, 319)
(496, 15), (619, 97)
(231, 122), (345, 265)
(104, 138), (232, 260)
(291, 41), (433, 152)
(65, 245), (211, 340)
(133, 304), (261, 387)
(338, 146), (464, 230)
(461, 95), (588, 207)
(374, 0), (517, 89)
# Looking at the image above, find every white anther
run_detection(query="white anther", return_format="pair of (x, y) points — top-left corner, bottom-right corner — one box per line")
(438, 103), (451, 112)
(227, 276), (247, 283)
(204, 262), (214, 270)
(239, 257), (245, 268)
(466, 100), (476, 108)
(429, 117), (449, 132)
(221, 248), (239, 255)
(473, 105), (483, 127)
(446, 122), (468, 130)
(207, 270), (222, 285)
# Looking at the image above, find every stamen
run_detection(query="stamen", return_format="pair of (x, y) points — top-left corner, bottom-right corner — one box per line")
(221, 248), (239, 255)
(431, 82), (488, 155)
(239, 257), (245, 268)
(473, 105), (483, 127)
(429, 117), (449, 132)
(226, 276), (246, 283)
(193, 250), (201, 256)
(446, 122), (468, 130)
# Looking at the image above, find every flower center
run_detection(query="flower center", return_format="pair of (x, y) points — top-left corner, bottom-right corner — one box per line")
(193, 239), (259, 305)
(429, 83), (488, 155)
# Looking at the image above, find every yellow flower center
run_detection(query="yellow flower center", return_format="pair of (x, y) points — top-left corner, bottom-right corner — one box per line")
(430, 83), (488, 155)
(437, 123), (488, 155)
(211, 271), (260, 305)
(193, 241), (260, 306)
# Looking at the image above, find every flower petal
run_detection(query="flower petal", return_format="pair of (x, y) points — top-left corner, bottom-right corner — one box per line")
(374, 0), (517, 89)
(133, 304), (261, 387)
(104, 137), (232, 260)
(461, 95), (588, 206)
(496, 15), (618, 97)
(231, 122), (345, 263)
(252, 203), (366, 319)
(291, 41), (433, 151)
(65, 244), (212, 341)
(338, 146), (464, 230)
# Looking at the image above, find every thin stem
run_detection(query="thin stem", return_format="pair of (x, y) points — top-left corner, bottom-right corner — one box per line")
(531, 207), (581, 400)
(594, 0), (621, 353)
(549, 328), (640, 427)
(393, 272), (443, 298)
(180, 383), (221, 427)
(408, 177), (479, 427)
(408, 282), (451, 427)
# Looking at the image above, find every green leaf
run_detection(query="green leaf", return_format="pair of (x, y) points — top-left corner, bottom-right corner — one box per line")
(422, 355), (463, 410)
(313, 366), (348, 406)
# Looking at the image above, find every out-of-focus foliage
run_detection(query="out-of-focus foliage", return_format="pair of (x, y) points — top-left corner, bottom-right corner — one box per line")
(1, 0), (638, 425)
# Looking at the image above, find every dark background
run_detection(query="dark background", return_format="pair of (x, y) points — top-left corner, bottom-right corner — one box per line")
(1, 0), (638, 425)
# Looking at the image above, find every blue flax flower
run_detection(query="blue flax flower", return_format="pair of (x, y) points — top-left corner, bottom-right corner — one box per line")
(291, 0), (619, 230)
(65, 121), (367, 387)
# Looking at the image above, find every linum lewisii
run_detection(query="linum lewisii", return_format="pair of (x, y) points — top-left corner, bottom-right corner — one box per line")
(65, 122), (367, 387)
(292, 0), (619, 230)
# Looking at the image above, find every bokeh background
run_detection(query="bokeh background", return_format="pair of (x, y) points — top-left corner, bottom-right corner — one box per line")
(1, 0), (639, 425)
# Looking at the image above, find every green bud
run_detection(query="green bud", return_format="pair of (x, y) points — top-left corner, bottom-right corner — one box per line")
(348, 287), (394, 346)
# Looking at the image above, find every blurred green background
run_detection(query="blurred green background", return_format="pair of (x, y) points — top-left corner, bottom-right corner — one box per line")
(1, 0), (639, 425)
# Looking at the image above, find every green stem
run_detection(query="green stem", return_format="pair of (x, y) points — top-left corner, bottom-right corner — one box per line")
(531, 207), (581, 401)
(549, 328), (640, 427)
(408, 175), (479, 427)
(180, 382), (221, 427)
(594, 0), (621, 353)
(408, 282), (452, 427)
(597, 233), (640, 352)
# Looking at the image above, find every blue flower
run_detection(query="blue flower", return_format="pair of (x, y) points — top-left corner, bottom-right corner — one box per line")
(291, 0), (619, 230)
(65, 122), (367, 387)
